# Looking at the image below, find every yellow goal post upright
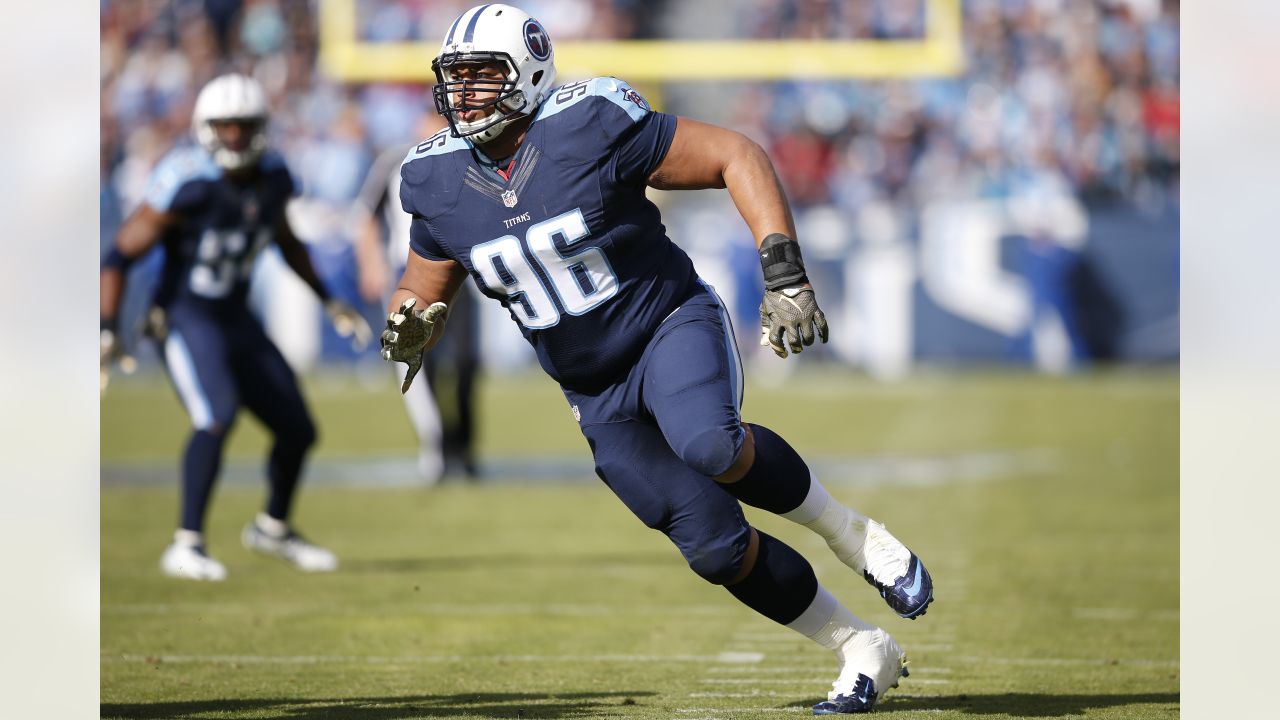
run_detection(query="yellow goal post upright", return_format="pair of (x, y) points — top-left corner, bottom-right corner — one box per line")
(319, 0), (965, 95)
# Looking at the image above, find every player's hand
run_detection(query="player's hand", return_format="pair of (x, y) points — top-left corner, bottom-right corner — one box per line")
(325, 299), (374, 351)
(100, 328), (119, 395)
(380, 297), (448, 394)
(759, 285), (829, 358)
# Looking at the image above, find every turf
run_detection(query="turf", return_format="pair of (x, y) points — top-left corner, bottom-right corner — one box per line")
(101, 367), (1178, 719)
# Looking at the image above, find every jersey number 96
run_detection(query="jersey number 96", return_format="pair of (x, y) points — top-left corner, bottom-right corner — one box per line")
(470, 208), (618, 329)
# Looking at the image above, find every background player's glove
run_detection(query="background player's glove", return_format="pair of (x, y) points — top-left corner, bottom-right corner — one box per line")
(99, 327), (138, 396)
(100, 328), (119, 396)
(759, 285), (829, 358)
(380, 297), (448, 394)
(325, 299), (373, 351)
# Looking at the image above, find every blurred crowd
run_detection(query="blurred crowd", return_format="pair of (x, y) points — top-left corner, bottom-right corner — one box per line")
(100, 0), (1179, 368)
(102, 0), (1178, 224)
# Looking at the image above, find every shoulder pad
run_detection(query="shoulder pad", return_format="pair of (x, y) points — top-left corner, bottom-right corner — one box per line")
(535, 77), (650, 125)
(144, 146), (220, 211)
(399, 130), (468, 217)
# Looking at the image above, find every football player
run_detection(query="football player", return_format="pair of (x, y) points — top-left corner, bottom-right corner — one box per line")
(353, 114), (481, 484)
(101, 73), (372, 581)
(381, 5), (934, 713)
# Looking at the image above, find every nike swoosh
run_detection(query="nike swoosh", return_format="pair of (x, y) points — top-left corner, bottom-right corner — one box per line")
(903, 558), (925, 599)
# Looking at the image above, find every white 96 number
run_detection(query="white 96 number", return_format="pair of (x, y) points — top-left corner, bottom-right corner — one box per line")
(470, 208), (618, 329)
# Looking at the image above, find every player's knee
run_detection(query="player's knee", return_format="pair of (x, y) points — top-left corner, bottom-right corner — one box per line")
(679, 427), (741, 478)
(682, 532), (749, 585)
(279, 414), (318, 449)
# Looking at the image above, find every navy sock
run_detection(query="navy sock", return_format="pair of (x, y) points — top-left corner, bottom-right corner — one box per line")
(265, 432), (314, 520)
(181, 430), (226, 532)
(726, 530), (819, 625)
(720, 423), (811, 514)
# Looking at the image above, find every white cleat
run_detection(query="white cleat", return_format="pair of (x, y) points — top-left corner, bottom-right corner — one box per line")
(824, 510), (934, 618)
(812, 628), (907, 713)
(160, 539), (228, 581)
(242, 521), (338, 572)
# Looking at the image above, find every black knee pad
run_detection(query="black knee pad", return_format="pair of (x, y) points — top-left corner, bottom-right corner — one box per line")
(679, 427), (741, 477)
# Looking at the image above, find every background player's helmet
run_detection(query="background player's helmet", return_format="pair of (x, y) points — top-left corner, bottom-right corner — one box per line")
(192, 74), (269, 171)
(431, 4), (558, 143)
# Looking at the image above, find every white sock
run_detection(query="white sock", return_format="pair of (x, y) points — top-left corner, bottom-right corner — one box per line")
(781, 473), (869, 541)
(173, 529), (204, 547)
(785, 585), (877, 651)
(255, 512), (289, 539)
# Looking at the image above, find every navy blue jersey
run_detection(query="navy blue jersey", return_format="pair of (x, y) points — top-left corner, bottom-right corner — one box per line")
(399, 77), (696, 392)
(142, 145), (296, 314)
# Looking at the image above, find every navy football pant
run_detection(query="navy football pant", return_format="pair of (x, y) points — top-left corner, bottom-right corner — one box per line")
(567, 285), (818, 624)
(161, 307), (316, 532)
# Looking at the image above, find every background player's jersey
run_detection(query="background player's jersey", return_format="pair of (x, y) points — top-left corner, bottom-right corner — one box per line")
(142, 145), (295, 314)
(400, 77), (698, 393)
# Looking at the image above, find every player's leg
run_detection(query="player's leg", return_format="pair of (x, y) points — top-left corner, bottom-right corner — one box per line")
(231, 316), (336, 572)
(580, 415), (906, 713)
(386, 282), (447, 483)
(158, 315), (238, 580)
(644, 291), (933, 619)
(394, 352), (445, 484)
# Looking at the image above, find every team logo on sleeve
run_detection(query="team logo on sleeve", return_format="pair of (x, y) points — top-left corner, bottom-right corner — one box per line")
(623, 88), (649, 110)
(524, 20), (551, 61)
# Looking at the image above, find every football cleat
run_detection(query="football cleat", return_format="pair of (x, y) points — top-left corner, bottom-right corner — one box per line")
(825, 512), (933, 618)
(160, 540), (227, 581)
(242, 521), (338, 572)
(813, 629), (906, 715)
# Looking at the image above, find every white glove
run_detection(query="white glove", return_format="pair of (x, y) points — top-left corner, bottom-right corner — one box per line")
(325, 299), (374, 351)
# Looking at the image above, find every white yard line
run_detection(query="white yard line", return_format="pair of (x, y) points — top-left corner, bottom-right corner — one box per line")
(107, 651), (764, 665)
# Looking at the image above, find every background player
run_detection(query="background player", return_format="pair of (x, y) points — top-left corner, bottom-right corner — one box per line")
(353, 114), (481, 484)
(380, 5), (933, 714)
(100, 73), (372, 581)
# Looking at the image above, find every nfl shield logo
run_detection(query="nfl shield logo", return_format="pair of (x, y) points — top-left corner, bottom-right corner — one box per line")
(502, 190), (518, 208)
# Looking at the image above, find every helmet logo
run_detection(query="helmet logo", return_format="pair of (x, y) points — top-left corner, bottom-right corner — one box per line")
(523, 20), (550, 61)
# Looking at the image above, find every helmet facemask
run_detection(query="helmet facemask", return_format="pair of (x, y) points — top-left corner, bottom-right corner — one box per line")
(195, 117), (268, 171)
(192, 73), (270, 171)
(432, 51), (527, 144)
(430, 4), (557, 145)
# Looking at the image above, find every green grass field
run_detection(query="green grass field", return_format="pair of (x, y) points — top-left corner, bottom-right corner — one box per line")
(101, 367), (1178, 719)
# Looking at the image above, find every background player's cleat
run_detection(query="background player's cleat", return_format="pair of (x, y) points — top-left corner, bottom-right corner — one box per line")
(160, 539), (227, 581)
(242, 522), (338, 572)
(813, 628), (906, 714)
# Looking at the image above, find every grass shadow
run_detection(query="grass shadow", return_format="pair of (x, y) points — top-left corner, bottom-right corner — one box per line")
(783, 691), (1179, 716)
(101, 690), (657, 719)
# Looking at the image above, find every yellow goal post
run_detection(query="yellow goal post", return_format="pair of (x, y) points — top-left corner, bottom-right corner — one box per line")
(319, 0), (964, 82)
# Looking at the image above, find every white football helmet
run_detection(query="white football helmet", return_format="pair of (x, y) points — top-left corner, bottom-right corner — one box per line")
(192, 73), (269, 171)
(431, 4), (558, 143)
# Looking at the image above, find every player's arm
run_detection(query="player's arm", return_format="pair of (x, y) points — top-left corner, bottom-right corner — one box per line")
(382, 251), (469, 393)
(647, 117), (797, 249)
(100, 203), (174, 391)
(273, 211), (373, 350)
(647, 117), (827, 358)
(353, 210), (391, 304)
(101, 203), (172, 330)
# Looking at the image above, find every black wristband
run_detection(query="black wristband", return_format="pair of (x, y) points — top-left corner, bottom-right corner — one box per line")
(758, 233), (808, 291)
(102, 247), (134, 272)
